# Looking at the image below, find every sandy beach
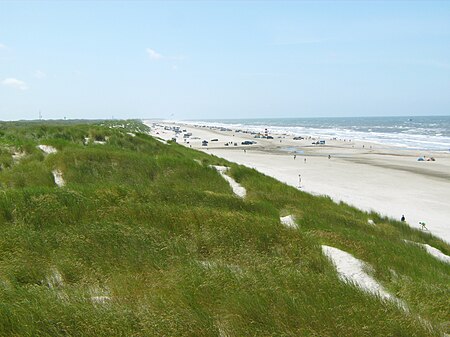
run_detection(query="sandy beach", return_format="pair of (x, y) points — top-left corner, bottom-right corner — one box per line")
(146, 120), (450, 243)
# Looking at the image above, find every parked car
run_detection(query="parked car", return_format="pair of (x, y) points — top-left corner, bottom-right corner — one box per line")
(202, 140), (208, 146)
(293, 136), (304, 140)
(211, 138), (218, 142)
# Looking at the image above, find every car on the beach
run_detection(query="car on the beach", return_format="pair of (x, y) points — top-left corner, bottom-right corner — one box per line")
(293, 136), (304, 140)
(241, 141), (257, 145)
(202, 140), (208, 146)
(211, 138), (218, 142)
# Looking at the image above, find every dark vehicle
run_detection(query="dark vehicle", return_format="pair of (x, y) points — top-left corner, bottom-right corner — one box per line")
(266, 136), (274, 139)
(211, 138), (218, 142)
(293, 136), (304, 140)
(202, 140), (208, 146)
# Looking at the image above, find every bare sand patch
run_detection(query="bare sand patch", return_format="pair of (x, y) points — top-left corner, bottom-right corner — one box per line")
(52, 169), (65, 187)
(12, 150), (26, 162)
(404, 240), (450, 264)
(280, 215), (297, 229)
(211, 165), (246, 198)
(322, 245), (404, 307)
(37, 144), (57, 154)
(46, 269), (64, 289)
(91, 296), (111, 304)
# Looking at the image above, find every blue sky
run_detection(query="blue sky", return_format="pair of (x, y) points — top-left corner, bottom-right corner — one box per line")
(1, 1), (449, 121)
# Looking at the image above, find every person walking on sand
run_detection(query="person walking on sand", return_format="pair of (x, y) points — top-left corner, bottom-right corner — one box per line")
(328, 154), (331, 159)
(419, 221), (428, 230)
(304, 158), (307, 163)
(401, 215), (405, 222)
(294, 154), (296, 160)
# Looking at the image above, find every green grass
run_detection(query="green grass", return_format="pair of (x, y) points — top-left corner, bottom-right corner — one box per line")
(0, 119), (448, 336)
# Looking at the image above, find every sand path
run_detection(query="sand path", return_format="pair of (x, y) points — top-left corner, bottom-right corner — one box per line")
(212, 165), (247, 198)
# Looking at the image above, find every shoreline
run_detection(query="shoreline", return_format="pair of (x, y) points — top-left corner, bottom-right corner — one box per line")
(145, 120), (450, 243)
(178, 118), (450, 153)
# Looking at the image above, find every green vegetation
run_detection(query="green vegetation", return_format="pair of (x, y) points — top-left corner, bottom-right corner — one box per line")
(0, 120), (448, 336)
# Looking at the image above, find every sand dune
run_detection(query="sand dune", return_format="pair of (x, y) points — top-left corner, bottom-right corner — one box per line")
(146, 121), (450, 243)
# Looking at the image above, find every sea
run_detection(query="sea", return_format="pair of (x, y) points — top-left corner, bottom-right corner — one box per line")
(183, 116), (450, 152)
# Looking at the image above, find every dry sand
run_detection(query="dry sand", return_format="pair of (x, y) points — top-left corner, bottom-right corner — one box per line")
(280, 215), (297, 229)
(322, 245), (404, 307)
(145, 121), (450, 243)
(37, 144), (57, 155)
(52, 169), (65, 187)
(211, 165), (247, 198)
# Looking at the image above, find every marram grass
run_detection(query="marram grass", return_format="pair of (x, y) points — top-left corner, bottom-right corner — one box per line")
(0, 120), (447, 336)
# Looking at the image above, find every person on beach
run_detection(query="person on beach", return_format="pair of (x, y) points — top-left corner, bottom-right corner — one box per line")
(328, 154), (331, 159)
(304, 158), (307, 163)
(401, 215), (405, 222)
(294, 154), (296, 160)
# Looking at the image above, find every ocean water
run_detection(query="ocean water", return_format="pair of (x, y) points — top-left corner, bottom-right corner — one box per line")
(184, 116), (450, 152)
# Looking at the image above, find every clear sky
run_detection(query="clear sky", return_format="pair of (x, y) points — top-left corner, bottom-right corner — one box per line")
(1, 1), (449, 121)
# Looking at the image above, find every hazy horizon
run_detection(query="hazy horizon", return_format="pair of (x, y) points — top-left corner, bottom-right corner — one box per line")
(1, 1), (449, 121)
